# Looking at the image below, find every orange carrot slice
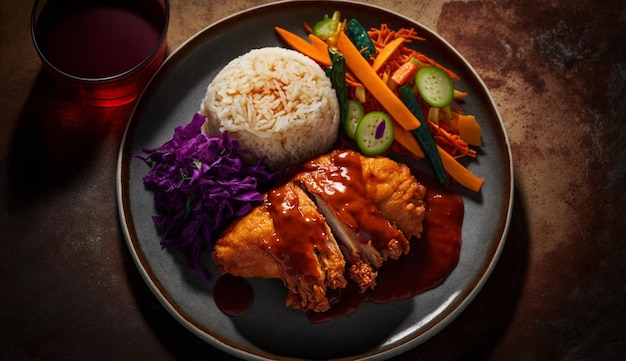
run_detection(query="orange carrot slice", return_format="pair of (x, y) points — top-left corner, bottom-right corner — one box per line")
(393, 124), (425, 158)
(274, 26), (331, 66)
(371, 36), (405, 73)
(308, 33), (329, 55)
(437, 146), (484, 192)
(457, 114), (482, 147)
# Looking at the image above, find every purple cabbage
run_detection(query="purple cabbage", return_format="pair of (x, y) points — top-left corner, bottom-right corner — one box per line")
(138, 113), (274, 279)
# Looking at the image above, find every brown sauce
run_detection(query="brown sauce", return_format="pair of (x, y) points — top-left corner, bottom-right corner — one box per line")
(213, 155), (463, 322)
(372, 177), (463, 301)
(213, 274), (254, 317)
(264, 183), (330, 284)
(308, 174), (463, 323)
(297, 151), (405, 251)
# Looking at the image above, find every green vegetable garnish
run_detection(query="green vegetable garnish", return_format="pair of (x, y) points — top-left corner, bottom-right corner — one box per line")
(355, 111), (394, 156)
(414, 66), (454, 108)
(313, 11), (341, 40)
(398, 85), (447, 183)
(344, 99), (364, 139)
(326, 48), (348, 126)
(346, 18), (377, 60)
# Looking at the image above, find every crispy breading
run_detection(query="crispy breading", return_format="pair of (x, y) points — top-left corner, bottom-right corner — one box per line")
(360, 156), (427, 240)
(213, 182), (346, 312)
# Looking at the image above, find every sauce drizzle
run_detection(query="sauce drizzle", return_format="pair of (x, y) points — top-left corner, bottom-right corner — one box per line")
(264, 183), (330, 284)
(213, 160), (463, 322)
(297, 151), (405, 252)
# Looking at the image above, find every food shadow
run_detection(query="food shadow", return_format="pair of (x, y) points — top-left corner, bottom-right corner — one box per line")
(231, 277), (414, 359)
(6, 69), (131, 208)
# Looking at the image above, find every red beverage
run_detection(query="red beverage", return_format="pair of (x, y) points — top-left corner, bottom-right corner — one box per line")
(32, 0), (169, 106)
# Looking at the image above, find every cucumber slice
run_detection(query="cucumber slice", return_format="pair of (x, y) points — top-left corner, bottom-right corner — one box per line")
(344, 99), (364, 139)
(312, 11), (341, 40)
(313, 18), (338, 39)
(355, 111), (395, 156)
(415, 66), (454, 108)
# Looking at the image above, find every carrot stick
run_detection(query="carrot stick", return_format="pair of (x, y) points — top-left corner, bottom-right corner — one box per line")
(336, 31), (420, 130)
(308, 33), (329, 54)
(388, 61), (418, 90)
(393, 124), (425, 158)
(274, 26), (331, 66)
(395, 124), (483, 192)
(371, 36), (405, 73)
(437, 147), (484, 192)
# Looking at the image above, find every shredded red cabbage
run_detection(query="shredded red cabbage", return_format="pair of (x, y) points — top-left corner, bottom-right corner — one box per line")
(138, 113), (274, 279)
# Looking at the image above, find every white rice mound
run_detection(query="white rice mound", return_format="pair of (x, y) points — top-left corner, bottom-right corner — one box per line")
(200, 47), (340, 169)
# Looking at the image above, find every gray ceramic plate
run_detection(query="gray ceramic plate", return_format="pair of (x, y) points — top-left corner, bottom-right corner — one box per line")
(117, 1), (513, 359)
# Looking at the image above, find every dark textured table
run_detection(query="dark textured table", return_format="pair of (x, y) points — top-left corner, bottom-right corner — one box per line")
(1, 0), (624, 360)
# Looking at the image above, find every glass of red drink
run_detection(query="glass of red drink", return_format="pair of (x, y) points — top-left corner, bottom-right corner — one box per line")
(31, 0), (169, 107)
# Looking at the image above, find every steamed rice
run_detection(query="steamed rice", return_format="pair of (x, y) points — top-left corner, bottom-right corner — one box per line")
(200, 47), (340, 169)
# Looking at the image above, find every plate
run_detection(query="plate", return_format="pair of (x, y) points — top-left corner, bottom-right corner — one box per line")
(117, 1), (514, 359)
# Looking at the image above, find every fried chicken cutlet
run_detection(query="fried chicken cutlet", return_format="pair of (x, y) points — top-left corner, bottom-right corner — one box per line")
(295, 150), (426, 291)
(360, 155), (427, 240)
(213, 181), (347, 312)
(212, 150), (426, 312)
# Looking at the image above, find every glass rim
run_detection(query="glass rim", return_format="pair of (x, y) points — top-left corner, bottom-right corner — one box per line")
(30, 0), (170, 83)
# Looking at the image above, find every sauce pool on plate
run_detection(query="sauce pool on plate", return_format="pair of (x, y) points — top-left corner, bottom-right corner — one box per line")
(213, 274), (254, 317)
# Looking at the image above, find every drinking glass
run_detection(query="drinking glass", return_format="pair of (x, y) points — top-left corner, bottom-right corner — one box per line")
(31, 0), (170, 106)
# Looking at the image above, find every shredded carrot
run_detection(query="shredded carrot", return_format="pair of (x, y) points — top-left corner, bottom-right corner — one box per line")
(367, 26), (459, 80)
(303, 21), (313, 34)
(428, 119), (477, 158)
(345, 72), (362, 87)
(369, 25), (425, 45)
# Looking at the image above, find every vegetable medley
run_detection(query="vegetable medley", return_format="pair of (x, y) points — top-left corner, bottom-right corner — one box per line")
(275, 11), (484, 192)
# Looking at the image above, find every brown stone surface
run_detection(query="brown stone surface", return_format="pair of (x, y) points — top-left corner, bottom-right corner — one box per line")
(1, 0), (624, 360)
